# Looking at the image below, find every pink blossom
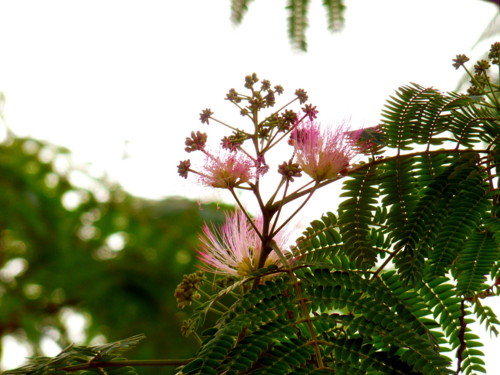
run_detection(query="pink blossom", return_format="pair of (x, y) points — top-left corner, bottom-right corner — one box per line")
(200, 152), (254, 189)
(197, 211), (285, 276)
(291, 120), (357, 181)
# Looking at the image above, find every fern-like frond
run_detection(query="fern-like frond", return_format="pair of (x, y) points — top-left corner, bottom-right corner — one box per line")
(322, 0), (345, 31)
(338, 164), (380, 269)
(381, 272), (444, 346)
(484, 201), (500, 274)
(417, 279), (487, 375)
(427, 164), (490, 278)
(472, 299), (500, 337)
(449, 104), (500, 148)
(413, 153), (456, 192)
(177, 277), (300, 374)
(228, 0), (349, 51)
(381, 84), (497, 152)
(286, 0), (310, 51)
(180, 279), (326, 374)
(326, 336), (421, 375)
(301, 269), (452, 374)
(456, 230), (498, 297)
(4, 335), (145, 375)
(379, 157), (419, 244)
(179, 266), (461, 374)
(394, 153), (480, 285)
(294, 212), (347, 266)
(418, 277), (462, 340)
(382, 84), (443, 151)
(456, 327), (487, 375)
(230, 0), (254, 24)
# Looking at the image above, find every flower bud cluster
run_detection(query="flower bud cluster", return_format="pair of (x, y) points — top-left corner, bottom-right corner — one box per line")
(177, 73), (365, 190)
(174, 270), (204, 309)
(278, 160), (302, 182)
(452, 42), (500, 102)
(184, 131), (207, 153)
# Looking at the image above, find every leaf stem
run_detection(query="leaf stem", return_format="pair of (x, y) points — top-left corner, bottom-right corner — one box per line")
(210, 117), (251, 136)
(58, 359), (192, 372)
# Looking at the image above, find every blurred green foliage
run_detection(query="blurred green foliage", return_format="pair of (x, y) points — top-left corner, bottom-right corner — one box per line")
(0, 135), (229, 373)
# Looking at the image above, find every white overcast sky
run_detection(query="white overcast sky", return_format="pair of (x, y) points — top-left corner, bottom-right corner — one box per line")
(0, 0), (496, 200)
(0, 0), (499, 371)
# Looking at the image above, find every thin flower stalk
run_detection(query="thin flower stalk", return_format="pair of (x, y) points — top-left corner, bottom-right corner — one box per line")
(271, 182), (319, 238)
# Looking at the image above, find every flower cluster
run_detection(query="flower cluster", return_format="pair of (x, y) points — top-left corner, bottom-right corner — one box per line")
(452, 42), (500, 100)
(174, 270), (204, 309)
(176, 73), (375, 278)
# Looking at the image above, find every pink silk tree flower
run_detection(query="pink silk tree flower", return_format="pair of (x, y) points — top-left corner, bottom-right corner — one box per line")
(197, 211), (284, 276)
(291, 120), (358, 181)
(200, 152), (254, 189)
